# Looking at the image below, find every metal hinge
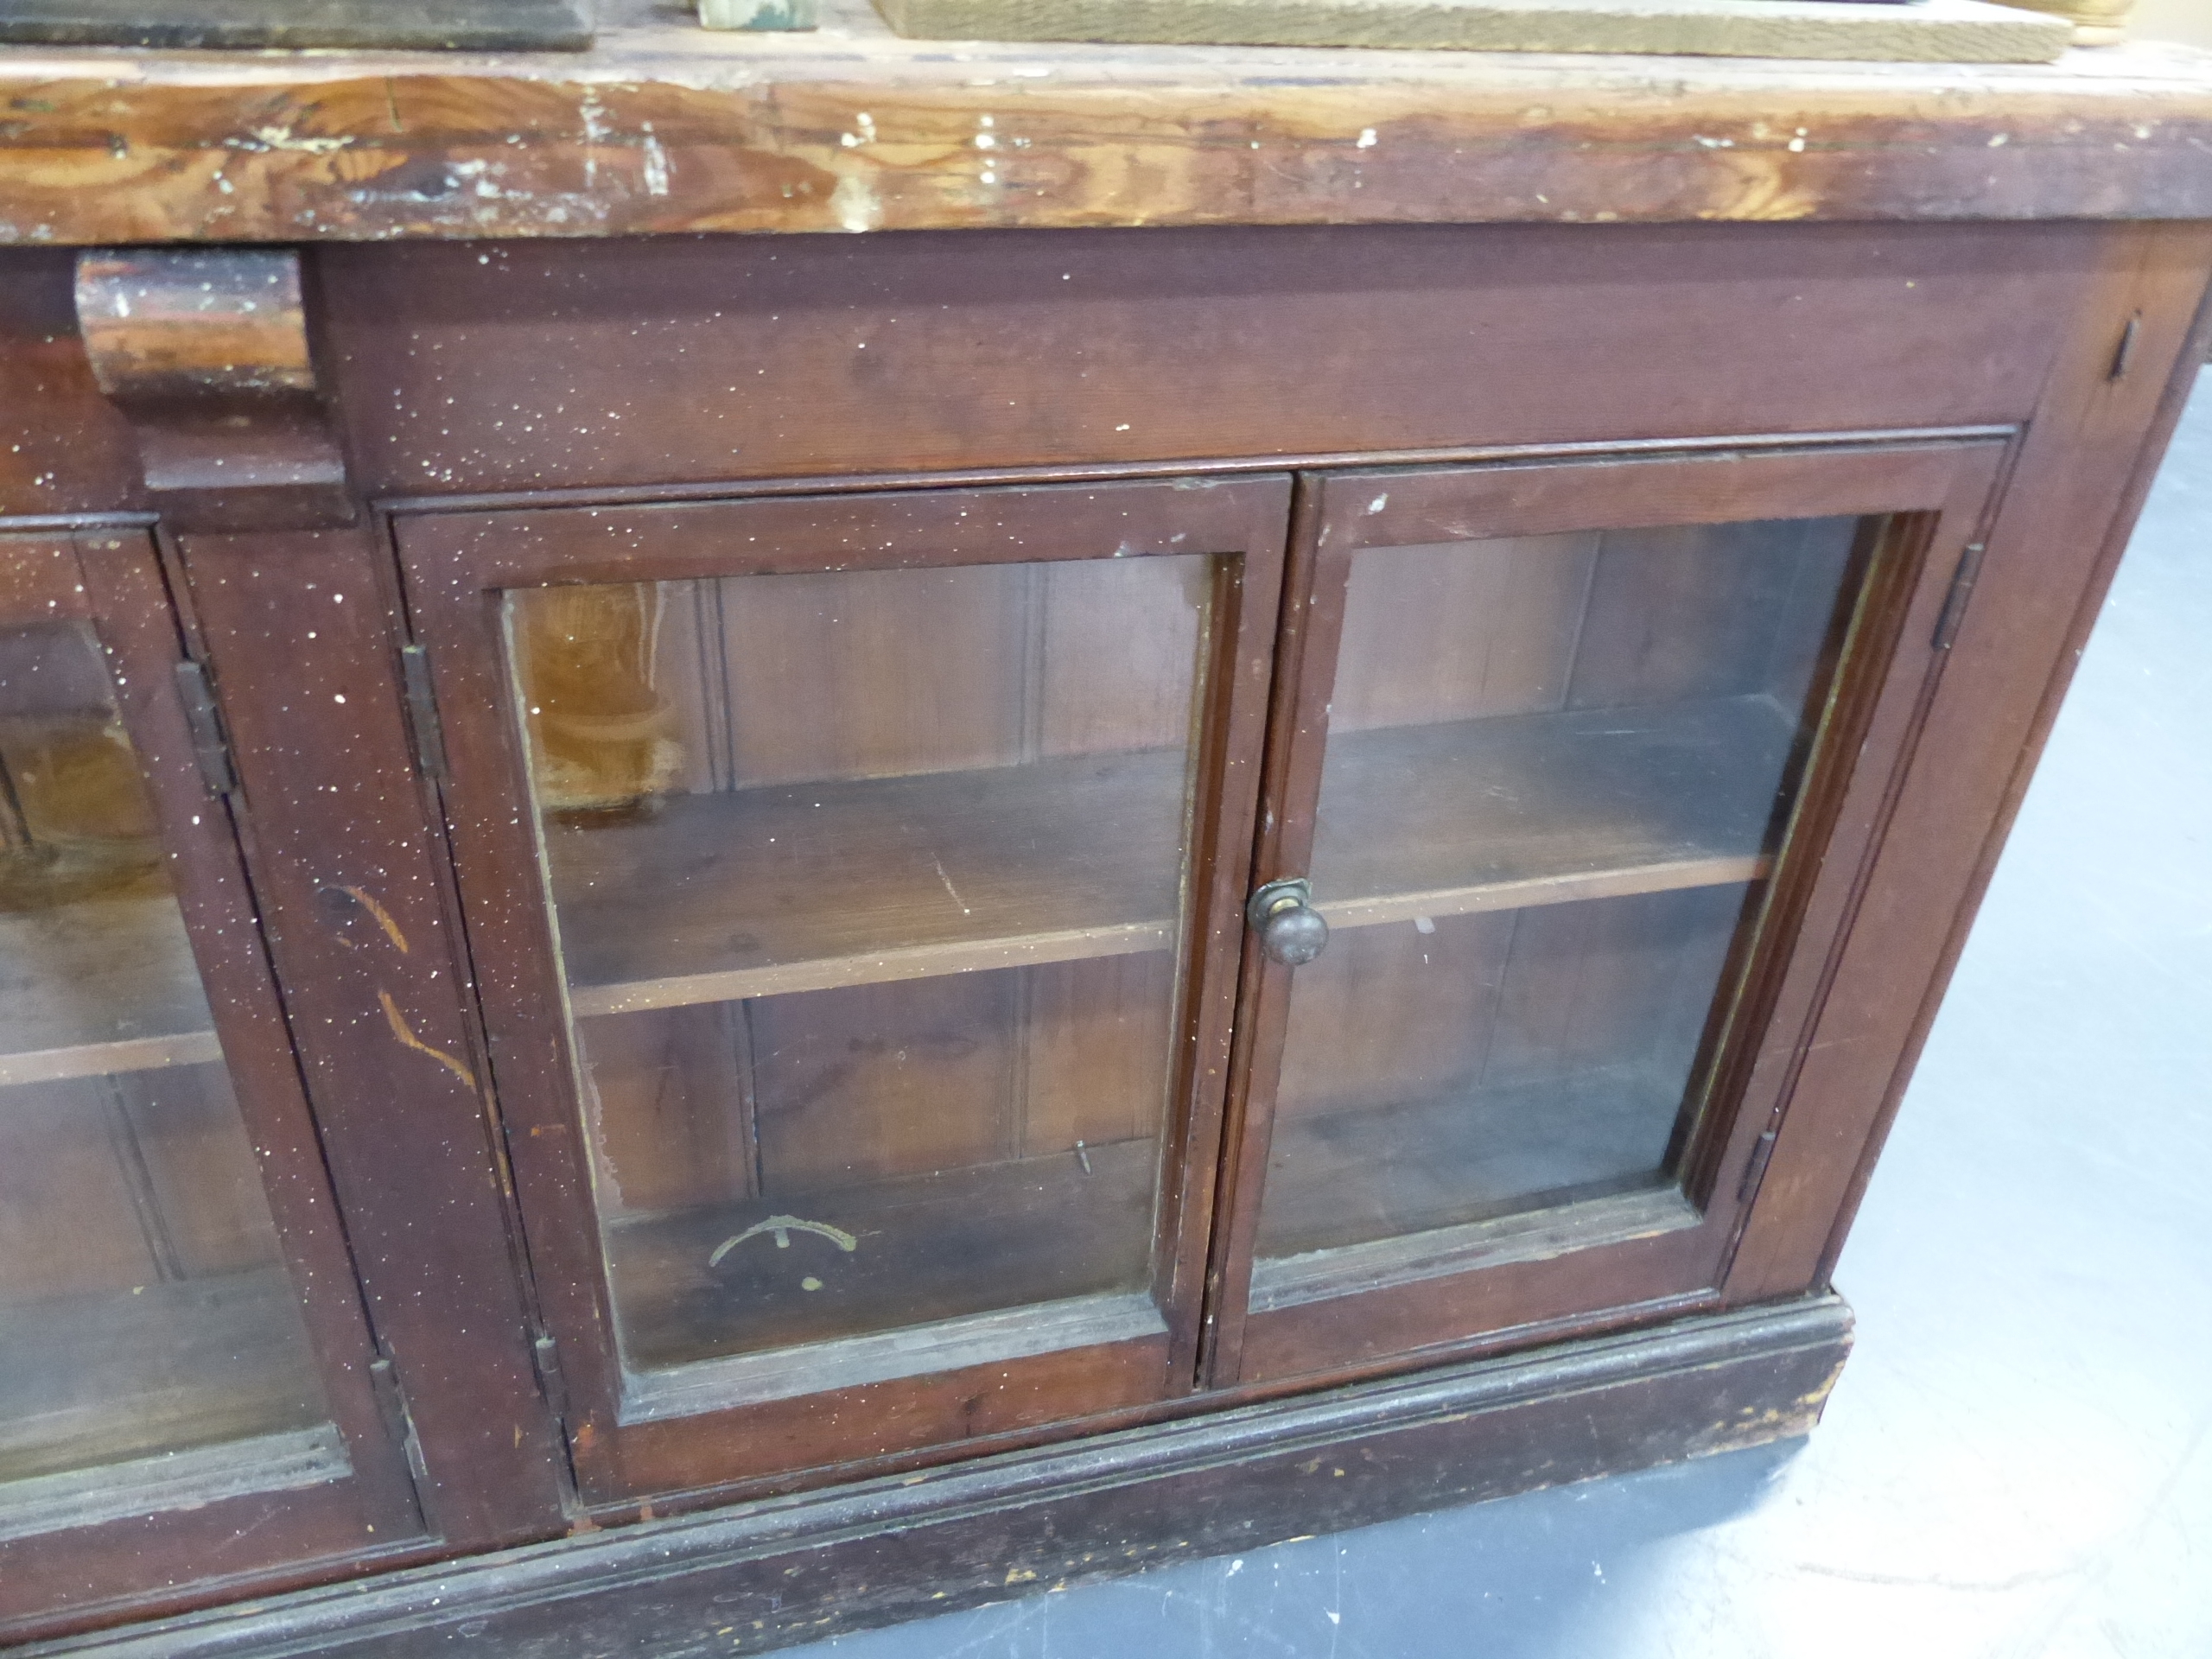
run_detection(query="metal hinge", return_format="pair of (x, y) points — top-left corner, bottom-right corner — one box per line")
(531, 1330), (570, 1424)
(172, 659), (239, 798)
(398, 643), (449, 783)
(1737, 1128), (1781, 1203)
(368, 1348), (432, 1493)
(1932, 541), (1988, 652)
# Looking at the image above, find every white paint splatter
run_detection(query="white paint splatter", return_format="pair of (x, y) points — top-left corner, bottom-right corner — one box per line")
(831, 171), (880, 232)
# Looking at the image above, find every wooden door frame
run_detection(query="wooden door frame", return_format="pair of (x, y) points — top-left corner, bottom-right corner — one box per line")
(0, 527), (424, 1641)
(393, 474), (1288, 1503)
(1205, 436), (2010, 1387)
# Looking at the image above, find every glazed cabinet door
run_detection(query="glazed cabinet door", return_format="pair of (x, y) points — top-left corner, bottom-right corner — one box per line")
(1207, 440), (2007, 1385)
(396, 476), (1285, 1503)
(0, 530), (421, 1637)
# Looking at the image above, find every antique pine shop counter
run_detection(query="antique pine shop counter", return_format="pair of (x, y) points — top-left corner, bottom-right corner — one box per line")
(3, 9), (2211, 1653)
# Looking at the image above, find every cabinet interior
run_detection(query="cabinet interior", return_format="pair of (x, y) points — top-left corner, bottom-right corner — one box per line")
(512, 554), (1212, 1402)
(1253, 514), (1870, 1294)
(0, 620), (329, 1517)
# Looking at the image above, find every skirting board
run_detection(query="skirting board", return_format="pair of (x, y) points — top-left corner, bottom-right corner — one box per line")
(868, 0), (2072, 61)
(22, 1295), (1853, 1659)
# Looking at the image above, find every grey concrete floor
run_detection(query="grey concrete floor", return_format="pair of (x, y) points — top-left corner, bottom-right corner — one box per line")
(796, 379), (2212, 1659)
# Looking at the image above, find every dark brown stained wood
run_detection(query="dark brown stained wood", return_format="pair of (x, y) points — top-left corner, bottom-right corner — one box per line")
(73, 250), (351, 533)
(1206, 435), (2005, 1386)
(0, 534), (97, 619)
(17, 1296), (1849, 1659)
(76, 251), (316, 401)
(173, 526), (571, 1550)
(2, 13), (2212, 242)
(326, 226), (2091, 498)
(0, 257), (144, 520)
(1723, 221), (2212, 1301)
(400, 474), (1285, 1501)
(2, 527), (422, 1640)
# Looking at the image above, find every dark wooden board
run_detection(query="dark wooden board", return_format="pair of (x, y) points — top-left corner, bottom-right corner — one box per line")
(327, 227), (2086, 502)
(178, 527), (573, 1551)
(15, 1294), (1851, 1659)
(0, 0), (588, 49)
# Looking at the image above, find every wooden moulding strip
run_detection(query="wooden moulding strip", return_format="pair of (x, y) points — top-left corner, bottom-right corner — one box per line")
(0, 1030), (224, 1090)
(24, 1294), (1853, 1658)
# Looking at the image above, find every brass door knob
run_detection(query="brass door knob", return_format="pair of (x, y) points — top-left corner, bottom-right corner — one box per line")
(1248, 877), (1329, 967)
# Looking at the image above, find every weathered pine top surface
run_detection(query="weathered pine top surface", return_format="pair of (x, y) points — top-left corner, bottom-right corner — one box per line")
(2, 0), (2209, 243)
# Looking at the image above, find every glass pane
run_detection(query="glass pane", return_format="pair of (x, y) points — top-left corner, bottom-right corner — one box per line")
(1255, 516), (1872, 1283)
(510, 556), (1213, 1402)
(0, 620), (334, 1522)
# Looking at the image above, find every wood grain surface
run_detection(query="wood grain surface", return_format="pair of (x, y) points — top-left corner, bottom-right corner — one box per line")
(873, 0), (2069, 63)
(0, 0), (2209, 244)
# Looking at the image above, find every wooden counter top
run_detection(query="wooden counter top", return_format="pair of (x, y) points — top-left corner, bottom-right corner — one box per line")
(2, 0), (2209, 243)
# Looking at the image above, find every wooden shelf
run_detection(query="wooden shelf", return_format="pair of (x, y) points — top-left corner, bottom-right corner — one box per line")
(1253, 1065), (1689, 1275)
(1310, 693), (1793, 929)
(550, 748), (1192, 1017)
(0, 893), (221, 1089)
(0, 1268), (327, 1491)
(605, 1137), (1160, 1411)
(553, 695), (1792, 1019)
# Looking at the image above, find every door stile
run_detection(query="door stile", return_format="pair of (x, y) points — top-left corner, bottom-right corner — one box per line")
(69, 529), (424, 1535)
(0, 528), (429, 1638)
(1154, 494), (1287, 1390)
(174, 524), (574, 1549)
(1200, 476), (1351, 1385)
(1709, 445), (2018, 1281)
